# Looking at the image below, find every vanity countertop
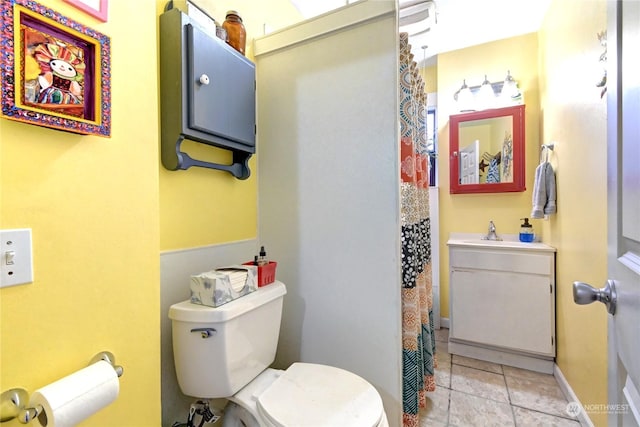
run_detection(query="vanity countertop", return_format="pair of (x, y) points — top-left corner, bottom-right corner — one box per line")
(447, 233), (556, 252)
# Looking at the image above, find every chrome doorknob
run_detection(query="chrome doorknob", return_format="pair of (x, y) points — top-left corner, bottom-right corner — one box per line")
(573, 280), (617, 315)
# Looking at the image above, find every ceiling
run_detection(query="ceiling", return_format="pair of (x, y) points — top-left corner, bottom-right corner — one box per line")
(289, 0), (552, 66)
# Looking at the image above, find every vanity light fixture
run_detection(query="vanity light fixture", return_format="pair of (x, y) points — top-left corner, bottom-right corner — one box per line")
(454, 71), (522, 112)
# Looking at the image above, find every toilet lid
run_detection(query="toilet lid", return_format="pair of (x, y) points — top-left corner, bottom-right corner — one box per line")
(257, 363), (384, 427)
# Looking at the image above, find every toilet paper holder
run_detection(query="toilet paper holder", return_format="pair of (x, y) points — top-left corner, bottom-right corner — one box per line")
(0, 351), (123, 424)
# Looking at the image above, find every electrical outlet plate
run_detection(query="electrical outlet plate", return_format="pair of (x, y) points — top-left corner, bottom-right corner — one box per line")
(0, 229), (33, 288)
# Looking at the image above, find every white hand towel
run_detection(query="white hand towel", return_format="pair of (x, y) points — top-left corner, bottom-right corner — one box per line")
(531, 162), (556, 218)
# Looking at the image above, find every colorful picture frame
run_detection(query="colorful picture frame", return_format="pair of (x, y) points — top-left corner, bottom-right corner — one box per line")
(0, 0), (111, 137)
(64, 0), (108, 23)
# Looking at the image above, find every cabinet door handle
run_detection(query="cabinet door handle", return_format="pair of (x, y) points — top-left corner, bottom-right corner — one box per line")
(199, 74), (210, 85)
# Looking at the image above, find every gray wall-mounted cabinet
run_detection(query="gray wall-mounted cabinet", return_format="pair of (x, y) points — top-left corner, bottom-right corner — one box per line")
(159, 9), (256, 179)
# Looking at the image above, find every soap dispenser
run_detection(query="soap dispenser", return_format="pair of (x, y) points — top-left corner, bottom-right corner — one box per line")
(519, 218), (535, 242)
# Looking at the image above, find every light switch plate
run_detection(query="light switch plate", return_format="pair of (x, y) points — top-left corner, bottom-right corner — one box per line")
(0, 229), (33, 288)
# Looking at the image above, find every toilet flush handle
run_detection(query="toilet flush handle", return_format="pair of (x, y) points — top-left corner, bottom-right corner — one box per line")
(191, 328), (217, 338)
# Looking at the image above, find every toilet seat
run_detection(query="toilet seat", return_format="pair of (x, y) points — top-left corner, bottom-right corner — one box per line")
(226, 363), (386, 427)
(253, 363), (385, 427)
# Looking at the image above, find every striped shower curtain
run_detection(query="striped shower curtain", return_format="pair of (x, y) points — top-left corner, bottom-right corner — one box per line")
(399, 32), (436, 427)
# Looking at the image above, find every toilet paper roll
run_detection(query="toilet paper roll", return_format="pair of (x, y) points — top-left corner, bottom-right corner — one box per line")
(29, 360), (119, 427)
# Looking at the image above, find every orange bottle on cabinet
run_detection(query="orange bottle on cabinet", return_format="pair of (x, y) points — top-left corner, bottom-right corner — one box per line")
(222, 11), (246, 55)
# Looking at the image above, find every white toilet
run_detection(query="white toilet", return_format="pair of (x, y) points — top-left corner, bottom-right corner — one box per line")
(169, 281), (389, 427)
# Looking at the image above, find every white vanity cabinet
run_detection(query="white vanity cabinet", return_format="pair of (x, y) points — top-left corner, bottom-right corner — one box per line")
(447, 237), (556, 373)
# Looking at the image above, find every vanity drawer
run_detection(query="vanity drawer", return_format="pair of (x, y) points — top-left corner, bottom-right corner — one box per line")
(450, 248), (553, 275)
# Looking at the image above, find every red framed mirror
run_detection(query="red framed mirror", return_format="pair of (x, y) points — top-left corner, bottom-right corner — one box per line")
(449, 105), (525, 194)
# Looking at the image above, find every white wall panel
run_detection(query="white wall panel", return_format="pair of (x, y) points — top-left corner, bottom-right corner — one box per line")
(256, 2), (402, 425)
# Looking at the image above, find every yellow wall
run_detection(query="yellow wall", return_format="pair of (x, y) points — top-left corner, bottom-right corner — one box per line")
(157, 0), (302, 251)
(0, 1), (302, 426)
(0, 1), (161, 426)
(539, 0), (608, 424)
(422, 65), (437, 94)
(436, 33), (541, 317)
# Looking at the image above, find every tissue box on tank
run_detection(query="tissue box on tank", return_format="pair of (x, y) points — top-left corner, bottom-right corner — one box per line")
(190, 265), (258, 307)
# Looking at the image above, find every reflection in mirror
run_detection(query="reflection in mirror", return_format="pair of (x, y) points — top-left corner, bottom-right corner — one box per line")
(459, 140), (479, 184)
(449, 105), (525, 194)
(458, 116), (513, 184)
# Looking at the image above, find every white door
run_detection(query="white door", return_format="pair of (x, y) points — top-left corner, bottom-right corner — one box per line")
(574, 2), (640, 425)
(608, 1), (640, 424)
(459, 140), (479, 184)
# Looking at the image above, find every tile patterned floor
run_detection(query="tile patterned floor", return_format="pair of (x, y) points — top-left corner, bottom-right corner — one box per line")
(420, 329), (581, 427)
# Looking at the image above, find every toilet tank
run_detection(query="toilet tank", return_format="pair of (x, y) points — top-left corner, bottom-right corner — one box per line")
(169, 281), (286, 398)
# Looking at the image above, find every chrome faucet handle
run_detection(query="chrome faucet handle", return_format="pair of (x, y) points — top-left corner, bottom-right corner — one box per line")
(482, 220), (501, 240)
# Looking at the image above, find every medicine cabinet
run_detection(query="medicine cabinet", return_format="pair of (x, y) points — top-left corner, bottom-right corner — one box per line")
(449, 105), (525, 194)
(159, 8), (256, 179)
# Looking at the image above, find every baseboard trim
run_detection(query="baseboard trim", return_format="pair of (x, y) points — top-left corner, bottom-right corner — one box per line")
(440, 317), (450, 328)
(449, 340), (554, 374)
(554, 364), (595, 427)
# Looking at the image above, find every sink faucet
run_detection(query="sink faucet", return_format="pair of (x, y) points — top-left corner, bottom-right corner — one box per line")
(483, 220), (502, 241)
